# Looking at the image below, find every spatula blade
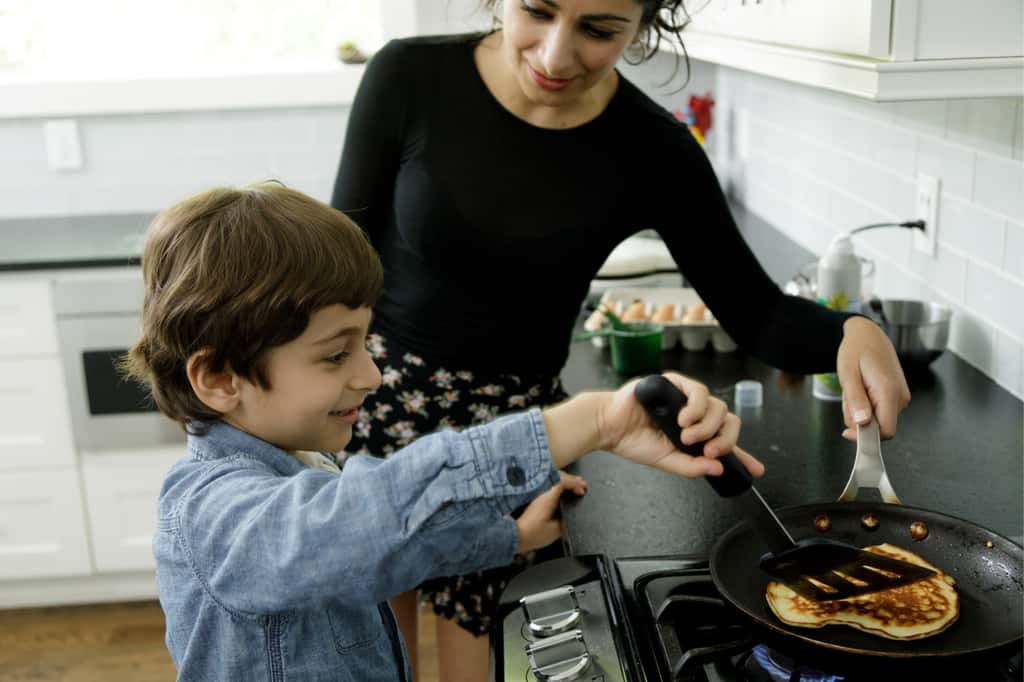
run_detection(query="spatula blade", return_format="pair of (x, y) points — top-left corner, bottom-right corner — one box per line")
(760, 538), (937, 601)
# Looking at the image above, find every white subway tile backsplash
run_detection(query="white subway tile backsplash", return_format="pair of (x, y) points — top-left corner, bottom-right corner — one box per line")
(939, 195), (1006, 269)
(908, 244), (968, 304)
(1, 121), (47, 164)
(267, 153), (327, 195)
(308, 174), (338, 205)
(0, 186), (74, 219)
(1004, 220), (1024, 280)
(964, 260), (1024, 339)
(948, 306), (996, 377)
(946, 99), (1020, 159)
(829, 113), (917, 178)
(915, 135), (976, 200)
(724, 68), (1021, 396)
(882, 101), (948, 139)
(0, 105), (352, 220)
(87, 113), (240, 161)
(826, 191), (912, 270)
(972, 152), (1024, 220)
(837, 156), (917, 219)
(1014, 107), (1023, 161)
(878, 260), (929, 301)
(743, 149), (832, 224)
(226, 110), (320, 150)
(740, 175), (829, 256)
(993, 329), (1024, 397)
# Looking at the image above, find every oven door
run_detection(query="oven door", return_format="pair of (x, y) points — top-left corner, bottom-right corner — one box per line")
(58, 312), (183, 453)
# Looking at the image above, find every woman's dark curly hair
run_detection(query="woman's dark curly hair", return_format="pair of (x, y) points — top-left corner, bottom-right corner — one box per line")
(481, 0), (701, 86)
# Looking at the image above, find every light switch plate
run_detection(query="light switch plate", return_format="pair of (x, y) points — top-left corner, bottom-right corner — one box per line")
(43, 119), (83, 171)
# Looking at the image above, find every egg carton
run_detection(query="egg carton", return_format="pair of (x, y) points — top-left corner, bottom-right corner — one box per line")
(584, 287), (738, 352)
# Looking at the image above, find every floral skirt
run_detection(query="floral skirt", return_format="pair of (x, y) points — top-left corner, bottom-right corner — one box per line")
(346, 332), (569, 636)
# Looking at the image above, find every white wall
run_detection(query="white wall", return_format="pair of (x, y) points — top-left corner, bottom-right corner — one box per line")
(413, 0), (491, 35)
(713, 67), (1024, 398)
(0, 107), (349, 220)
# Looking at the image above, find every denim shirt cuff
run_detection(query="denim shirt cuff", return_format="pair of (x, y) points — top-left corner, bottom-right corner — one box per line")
(464, 408), (560, 516)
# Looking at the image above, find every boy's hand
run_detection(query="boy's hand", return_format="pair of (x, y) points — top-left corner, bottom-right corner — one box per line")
(597, 372), (764, 479)
(515, 471), (587, 554)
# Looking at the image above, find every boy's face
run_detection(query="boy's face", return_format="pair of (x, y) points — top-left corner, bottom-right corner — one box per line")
(228, 304), (381, 454)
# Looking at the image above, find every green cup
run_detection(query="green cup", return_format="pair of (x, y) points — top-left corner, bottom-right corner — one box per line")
(609, 322), (663, 376)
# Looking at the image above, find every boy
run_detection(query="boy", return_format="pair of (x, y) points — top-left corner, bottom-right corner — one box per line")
(123, 182), (762, 681)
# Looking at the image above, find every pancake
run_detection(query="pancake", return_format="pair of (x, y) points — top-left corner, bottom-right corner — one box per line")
(765, 543), (959, 640)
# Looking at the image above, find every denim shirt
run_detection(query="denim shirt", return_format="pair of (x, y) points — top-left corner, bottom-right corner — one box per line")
(154, 409), (559, 681)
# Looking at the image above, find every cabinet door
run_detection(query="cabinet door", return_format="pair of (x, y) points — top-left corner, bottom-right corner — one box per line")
(81, 448), (181, 572)
(0, 356), (75, 470)
(910, 0), (1023, 59)
(0, 280), (59, 357)
(686, 0), (892, 59)
(0, 469), (92, 579)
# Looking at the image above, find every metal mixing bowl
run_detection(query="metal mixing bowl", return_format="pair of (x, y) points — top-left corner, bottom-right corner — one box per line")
(870, 299), (952, 372)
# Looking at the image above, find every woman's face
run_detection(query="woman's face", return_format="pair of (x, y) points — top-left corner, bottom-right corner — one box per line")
(500, 0), (644, 107)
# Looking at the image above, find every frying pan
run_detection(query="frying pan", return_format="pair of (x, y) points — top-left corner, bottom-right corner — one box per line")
(633, 376), (1023, 668)
(711, 502), (1023, 665)
(711, 416), (1023, 663)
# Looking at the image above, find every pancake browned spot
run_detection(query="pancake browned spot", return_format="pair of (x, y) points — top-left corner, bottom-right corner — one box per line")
(766, 543), (959, 640)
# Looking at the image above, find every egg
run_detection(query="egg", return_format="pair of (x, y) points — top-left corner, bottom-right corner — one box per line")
(621, 301), (648, 322)
(586, 308), (607, 329)
(683, 302), (708, 323)
(651, 303), (676, 323)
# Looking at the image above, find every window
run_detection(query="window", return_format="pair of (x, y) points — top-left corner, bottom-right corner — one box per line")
(0, 0), (386, 71)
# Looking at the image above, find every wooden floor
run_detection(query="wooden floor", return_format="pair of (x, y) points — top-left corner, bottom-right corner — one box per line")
(0, 600), (439, 681)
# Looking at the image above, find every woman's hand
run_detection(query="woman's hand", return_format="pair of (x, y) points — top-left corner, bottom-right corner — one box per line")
(836, 316), (911, 441)
(515, 471), (587, 554)
(596, 372), (764, 479)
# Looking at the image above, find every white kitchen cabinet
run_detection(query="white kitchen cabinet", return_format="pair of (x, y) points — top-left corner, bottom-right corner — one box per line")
(680, 0), (1024, 101)
(0, 356), (75, 469)
(0, 469), (92, 580)
(80, 448), (180, 572)
(685, 0), (892, 58)
(0, 279), (76, 469)
(0, 280), (59, 356)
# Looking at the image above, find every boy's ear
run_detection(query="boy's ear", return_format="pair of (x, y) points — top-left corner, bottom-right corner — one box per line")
(186, 350), (242, 413)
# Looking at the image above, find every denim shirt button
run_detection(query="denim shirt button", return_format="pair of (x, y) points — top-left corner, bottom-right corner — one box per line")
(506, 465), (526, 486)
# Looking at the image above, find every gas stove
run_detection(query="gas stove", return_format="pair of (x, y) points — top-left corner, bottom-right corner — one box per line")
(491, 555), (1023, 681)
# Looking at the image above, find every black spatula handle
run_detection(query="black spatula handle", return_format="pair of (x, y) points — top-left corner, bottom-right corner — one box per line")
(634, 375), (752, 497)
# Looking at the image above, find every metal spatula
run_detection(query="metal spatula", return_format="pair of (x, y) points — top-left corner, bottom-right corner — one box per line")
(838, 418), (900, 503)
(634, 375), (935, 601)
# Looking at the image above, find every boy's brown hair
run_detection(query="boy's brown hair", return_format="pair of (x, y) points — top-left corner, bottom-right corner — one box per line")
(122, 181), (383, 427)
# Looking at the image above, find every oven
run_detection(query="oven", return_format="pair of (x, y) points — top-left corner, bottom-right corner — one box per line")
(492, 554), (1023, 681)
(53, 270), (184, 453)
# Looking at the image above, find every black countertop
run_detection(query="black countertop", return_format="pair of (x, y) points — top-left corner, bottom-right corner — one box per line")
(560, 206), (1024, 559)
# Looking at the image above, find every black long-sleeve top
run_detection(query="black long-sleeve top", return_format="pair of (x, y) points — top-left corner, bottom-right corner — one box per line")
(331, 34), (848, 377)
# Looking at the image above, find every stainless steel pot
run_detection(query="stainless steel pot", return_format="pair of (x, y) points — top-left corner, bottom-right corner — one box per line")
(869, 299), (952, 372)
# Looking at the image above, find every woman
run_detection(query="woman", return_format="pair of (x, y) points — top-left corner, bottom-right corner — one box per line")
(331, 1), (910, 679)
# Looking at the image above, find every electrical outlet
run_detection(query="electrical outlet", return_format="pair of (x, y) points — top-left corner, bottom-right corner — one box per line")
(914, 173), (940, 257)
(43, 119), (83, 171)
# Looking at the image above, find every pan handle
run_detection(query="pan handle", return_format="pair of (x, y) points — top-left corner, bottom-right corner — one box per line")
(634, 375), (752, 497)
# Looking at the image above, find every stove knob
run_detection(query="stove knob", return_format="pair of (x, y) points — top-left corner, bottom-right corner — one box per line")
(520, 585), (582, 637)
(525, 628), (591, 681)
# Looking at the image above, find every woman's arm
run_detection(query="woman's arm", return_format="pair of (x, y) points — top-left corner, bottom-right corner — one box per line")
(655, 130), (849, 374)
(655, 127), (908, 434)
